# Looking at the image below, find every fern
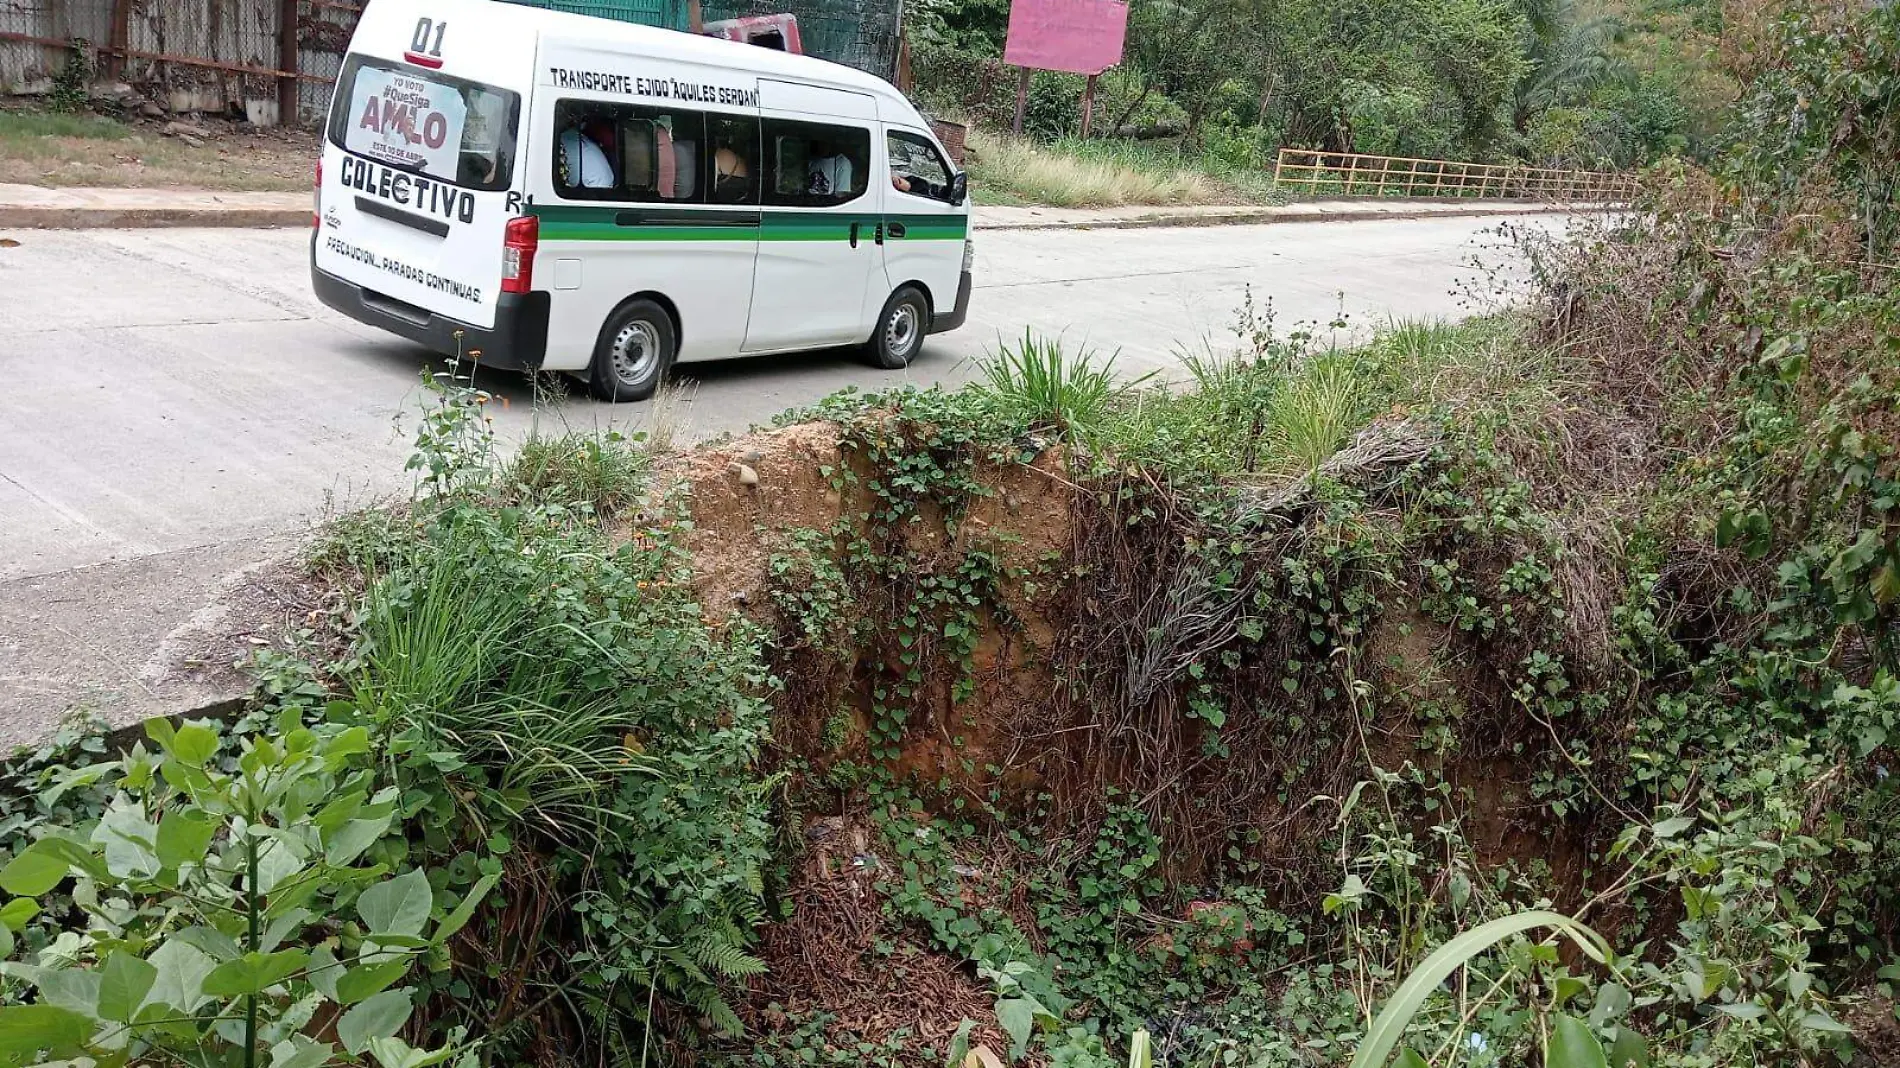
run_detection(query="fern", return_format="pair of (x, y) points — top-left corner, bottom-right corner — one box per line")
(687, 984), (746, 1038)
(689, 931), (767, 978)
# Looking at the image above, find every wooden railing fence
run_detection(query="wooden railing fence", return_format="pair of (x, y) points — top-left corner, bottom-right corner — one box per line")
(1273, 149), (1639, 202)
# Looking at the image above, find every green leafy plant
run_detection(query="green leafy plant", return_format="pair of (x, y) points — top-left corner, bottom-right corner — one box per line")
(0, 714), (485, 1068)
(1347, 910), (1619, 1068)
(347, 375), (776, 1056)
(47, 39), (92, 113)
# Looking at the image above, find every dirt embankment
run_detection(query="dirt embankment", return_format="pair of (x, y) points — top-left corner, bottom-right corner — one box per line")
(668, 416), (1588, 855)
(669, 422), (1072, 786)
(651, 416), (1611, 1052)
(666, 418), (1591, 879)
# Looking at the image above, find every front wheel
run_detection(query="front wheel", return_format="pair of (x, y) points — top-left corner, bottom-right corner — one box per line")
(865, 286), (928, 370)
(587, 299), (675, 402)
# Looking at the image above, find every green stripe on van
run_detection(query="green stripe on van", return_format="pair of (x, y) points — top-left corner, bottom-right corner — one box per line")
(532, 203), (750, 242)
(888, 215), (969, 241)
(529, 203), (967, 242)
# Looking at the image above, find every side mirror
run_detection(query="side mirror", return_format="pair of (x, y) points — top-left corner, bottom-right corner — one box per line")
(949, 171), (968, 205)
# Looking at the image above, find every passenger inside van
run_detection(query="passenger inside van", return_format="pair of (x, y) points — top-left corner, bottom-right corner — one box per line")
(614, 114), (698, 200)
(888, 133), (950, 200)
(558, 117), (616, 190)
(710, 143), (752, 202)
(706, 115), (757, 204)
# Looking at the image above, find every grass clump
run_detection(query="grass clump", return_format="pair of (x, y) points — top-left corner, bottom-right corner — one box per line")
(1051, 131), (1285, 204)
(968, 306), (1516, 483)
(976, 330), (1151, 437)
(260, 380), (773, 1058)
(499, 427), (651, 515)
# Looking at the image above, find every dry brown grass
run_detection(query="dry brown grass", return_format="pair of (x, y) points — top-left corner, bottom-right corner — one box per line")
(0, 108), (311, 190)
(966, 129), (1222, 208)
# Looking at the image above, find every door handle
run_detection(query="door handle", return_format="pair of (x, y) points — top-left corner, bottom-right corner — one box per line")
(888, 222), (907, 239)
(849, 222), (860, 248)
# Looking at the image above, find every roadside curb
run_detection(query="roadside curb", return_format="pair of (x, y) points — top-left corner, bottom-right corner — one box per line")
(0, 207), (309, 229)
(979, 202), (1611, 232)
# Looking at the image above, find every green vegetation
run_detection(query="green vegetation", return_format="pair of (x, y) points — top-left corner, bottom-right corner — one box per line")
(0, 382), (774, 1065)
(3, 4), (1899, 1066)
(1347, 911), (1617, 1068)
(0, 109), (131, 140)
(965, 130), (1231, 207)
(916, 0), (1732, 204)
(976, 329), (1151, 433)
(0, 713), (484, 1067)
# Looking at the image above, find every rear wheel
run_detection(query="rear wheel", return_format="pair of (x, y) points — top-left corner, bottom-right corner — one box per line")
(866, 286), (928, 370)
(587, 299), (675, 402)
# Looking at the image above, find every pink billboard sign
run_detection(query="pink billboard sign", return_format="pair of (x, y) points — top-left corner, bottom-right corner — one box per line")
(1003, 0), (1129, 76)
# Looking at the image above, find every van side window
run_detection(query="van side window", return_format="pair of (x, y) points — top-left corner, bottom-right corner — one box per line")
(888, 131), (953, 202)
(762, 118), (870, 208)
(707, 114), (761, 205)
(552, 99), (709, 203)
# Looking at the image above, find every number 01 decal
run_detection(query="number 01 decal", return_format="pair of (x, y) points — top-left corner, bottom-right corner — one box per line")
(405, 17), (447, 67)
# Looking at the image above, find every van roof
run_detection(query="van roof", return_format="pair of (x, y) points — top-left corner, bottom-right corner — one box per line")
(411, 0), (912, 109)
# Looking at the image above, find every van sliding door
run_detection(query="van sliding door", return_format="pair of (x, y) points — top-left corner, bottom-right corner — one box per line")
(742, 80), (884, 352)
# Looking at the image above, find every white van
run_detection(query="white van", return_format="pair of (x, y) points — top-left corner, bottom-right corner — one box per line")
(312, 0), (972, 401)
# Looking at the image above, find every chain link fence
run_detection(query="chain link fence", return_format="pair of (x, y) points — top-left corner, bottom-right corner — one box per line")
(2, 0), (357, 122)
(703, 0), (901, 81)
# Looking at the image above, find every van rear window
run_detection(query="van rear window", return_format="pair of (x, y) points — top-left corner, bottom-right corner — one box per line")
(328, 55), (520, 192)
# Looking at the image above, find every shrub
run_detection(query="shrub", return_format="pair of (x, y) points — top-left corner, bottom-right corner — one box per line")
(345, 380), (776, 1055)
(0, 714), (481, 1068)
(0, 375), (776, 1064)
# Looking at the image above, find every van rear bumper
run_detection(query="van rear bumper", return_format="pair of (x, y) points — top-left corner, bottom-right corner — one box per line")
(930, 270), (973, 334)
(311, 258), (550, 372)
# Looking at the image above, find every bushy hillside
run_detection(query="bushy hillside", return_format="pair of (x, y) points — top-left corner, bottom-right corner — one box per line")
(0, 4), (1894, 1067)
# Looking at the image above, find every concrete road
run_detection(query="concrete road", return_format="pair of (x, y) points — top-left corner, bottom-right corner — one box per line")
(0, 215), (1548, 739)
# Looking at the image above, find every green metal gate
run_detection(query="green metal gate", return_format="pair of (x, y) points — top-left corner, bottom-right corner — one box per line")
(498, 0), (691, 31)
(495, 0), (900, 80)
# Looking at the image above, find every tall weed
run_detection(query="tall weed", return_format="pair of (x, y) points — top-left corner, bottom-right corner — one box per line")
(1268, 356), (1369, 474)
(349, 520), (646, 841)
(977, 330), (1149, 439)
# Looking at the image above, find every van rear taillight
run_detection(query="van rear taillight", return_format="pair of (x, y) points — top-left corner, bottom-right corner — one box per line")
(502, 215), (538, 294)
(312, 159), (322, 229)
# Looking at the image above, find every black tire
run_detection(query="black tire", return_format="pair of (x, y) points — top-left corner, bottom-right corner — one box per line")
(865, 286), (929, 370)
(587, 299), (676, 402)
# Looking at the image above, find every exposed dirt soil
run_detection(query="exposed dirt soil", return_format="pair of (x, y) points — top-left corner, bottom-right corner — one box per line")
(671, 422), (853, 620)
(646, 408), (1635, 1050)
(1851, 998), (1900, 1067)
(666, 423), (1081, 794)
